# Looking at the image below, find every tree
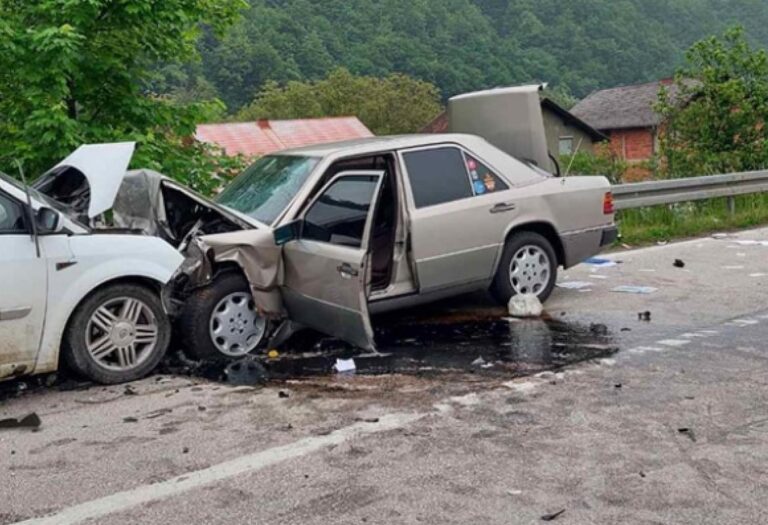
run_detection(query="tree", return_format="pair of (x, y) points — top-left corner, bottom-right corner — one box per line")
(0, 0), (247, 193)
(237, 68), (443, 135)
(657, 26), (768, 177)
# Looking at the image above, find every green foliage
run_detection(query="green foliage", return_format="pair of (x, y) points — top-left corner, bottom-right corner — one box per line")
(560, 148), (628, 184)
(618, 194), (768, 245)
(237, 68), (443, 135)
(174, 0), (768, 112)
(657, 26), (768, 177)
(0, 0), (247, 192)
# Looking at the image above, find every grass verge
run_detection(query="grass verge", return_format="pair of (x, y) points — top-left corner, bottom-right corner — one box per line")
(617, 193), (768, 245)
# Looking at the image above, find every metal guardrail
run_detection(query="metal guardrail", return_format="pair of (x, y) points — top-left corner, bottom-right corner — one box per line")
(612, 170), (768, 210)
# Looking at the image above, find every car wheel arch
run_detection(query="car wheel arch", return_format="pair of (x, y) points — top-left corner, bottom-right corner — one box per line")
(499, 221), (565, 268)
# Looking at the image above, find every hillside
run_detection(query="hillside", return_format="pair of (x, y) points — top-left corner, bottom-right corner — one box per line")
(180, 0), (768, 111)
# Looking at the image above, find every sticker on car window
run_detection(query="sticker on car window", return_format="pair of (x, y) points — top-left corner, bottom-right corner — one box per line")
(465, 154), (508, 195)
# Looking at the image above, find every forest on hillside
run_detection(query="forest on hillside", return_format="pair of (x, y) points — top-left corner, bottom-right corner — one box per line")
(156, 0), (768, 111)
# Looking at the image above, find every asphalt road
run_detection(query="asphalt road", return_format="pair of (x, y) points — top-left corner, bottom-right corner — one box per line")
(2, 227), (768, 524)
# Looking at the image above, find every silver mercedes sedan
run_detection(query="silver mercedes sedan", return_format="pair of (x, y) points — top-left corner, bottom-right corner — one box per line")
(169, 133), (617, 358)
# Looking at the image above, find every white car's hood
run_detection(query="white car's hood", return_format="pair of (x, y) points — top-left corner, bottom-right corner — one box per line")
(38, 142), (135, 218)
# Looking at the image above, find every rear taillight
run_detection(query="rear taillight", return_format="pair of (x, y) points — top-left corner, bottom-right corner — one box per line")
(603, 192), (614, 215)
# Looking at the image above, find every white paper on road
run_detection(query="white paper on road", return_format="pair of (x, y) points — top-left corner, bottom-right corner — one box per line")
(333, 358), (356, 373)
(557, 281), (593, 290)
(611, 285), (658, 294)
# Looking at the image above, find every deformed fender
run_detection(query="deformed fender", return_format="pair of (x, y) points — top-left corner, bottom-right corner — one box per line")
(179, 230), (286, 318)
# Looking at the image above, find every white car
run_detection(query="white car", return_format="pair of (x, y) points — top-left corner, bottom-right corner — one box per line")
(0, 143), (183, 384)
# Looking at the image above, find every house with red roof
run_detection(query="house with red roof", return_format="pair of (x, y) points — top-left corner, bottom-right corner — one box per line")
(196, 116), (374, 157)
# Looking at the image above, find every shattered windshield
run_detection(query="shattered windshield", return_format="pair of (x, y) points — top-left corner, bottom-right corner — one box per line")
(216, 155), (320, 225)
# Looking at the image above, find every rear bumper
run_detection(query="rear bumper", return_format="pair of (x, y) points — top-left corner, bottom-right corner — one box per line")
(561, 224), (617, 268)
(600, 226), (619, 247)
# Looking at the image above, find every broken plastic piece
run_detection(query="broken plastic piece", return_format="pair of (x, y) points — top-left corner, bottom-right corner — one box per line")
(508, 294), (543, 318)
(0, 413), (41, 430)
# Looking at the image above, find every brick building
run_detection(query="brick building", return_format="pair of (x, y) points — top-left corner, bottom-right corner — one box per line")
(571, 80), (681, 162)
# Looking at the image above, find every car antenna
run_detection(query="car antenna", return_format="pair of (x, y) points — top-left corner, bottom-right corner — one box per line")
(15, 160), (41, 258)
(563, 137), (584, 177)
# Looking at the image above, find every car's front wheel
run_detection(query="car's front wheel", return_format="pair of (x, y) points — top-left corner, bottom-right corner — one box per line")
(179, 272), (269, 360)
(490, 231), (558, 304)
(63, 283), (171, 384)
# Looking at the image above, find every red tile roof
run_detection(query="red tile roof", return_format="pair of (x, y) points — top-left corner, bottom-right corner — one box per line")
(196, 117), (374, 157)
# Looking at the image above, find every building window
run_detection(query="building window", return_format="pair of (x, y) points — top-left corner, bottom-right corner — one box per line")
(559, 136), (574, 156)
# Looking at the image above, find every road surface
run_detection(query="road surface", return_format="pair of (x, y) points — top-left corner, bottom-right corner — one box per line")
(2, 227), (768, 524)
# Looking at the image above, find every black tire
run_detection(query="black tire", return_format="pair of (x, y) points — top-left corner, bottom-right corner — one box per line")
(490, 231), (558, 304)
(179, 272), (269, 360)
(62, 283), (171, 384)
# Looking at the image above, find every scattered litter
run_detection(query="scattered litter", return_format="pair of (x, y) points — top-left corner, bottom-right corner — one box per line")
(541, 509), (566, 521)
(656, 241), (668, 246)
(589, 274), (608, 280)
(182, 447), (189, 454)
(584, 257), (618, 268)
(508, 294), (543, 318)
(750, 273), (767, 278)
(621, 243), (632, 249)
(612, 286), (657, 294)
(145, 408), (172, 419)
(722, 265), (745, 270)
(678, 428), (696, 442)
(267, 349), (279, 359)
(732, 240), (767, 246)
(639, 471), (646, 478)
(278, 391), (289, 398)
(0, 413), (41, 430)
(621, 327), (631, 332)
(638, 311), (652, 321)
(333, 358), (356, 374)
(673, 259), (685, 268)
(577, 289), (592, 293)
(638, 269), (656, 273)
(506, 489), (523, 496)
(557, 281), (592, 290)
(355, 417), (380, 423)
(614, 383), (622, 389)
(711, 233), (731, 239)
(123, 385), (137, 396)
(197, 406), (206, 411)
(122, 416), (138, 423)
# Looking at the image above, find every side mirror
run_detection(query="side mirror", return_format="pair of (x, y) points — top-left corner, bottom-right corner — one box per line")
(273, 219), (302, 246)
(36, 207), (62, 233)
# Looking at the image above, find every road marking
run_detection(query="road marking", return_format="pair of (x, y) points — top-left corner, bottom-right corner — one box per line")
(657, 339), (691, 347)
(15, 412), (424, 525)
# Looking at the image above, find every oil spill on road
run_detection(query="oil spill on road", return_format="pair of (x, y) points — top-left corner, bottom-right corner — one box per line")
(263, 317), (617, 380)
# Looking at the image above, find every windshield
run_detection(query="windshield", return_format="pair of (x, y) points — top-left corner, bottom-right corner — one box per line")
(216, 155), (320, 225)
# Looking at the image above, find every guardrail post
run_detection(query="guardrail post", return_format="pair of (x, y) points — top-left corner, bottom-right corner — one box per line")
(727, 196), (736, 215)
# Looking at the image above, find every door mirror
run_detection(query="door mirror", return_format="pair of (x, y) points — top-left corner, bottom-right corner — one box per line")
(36, 207), (61, 233)
(273, 219), (303, 246)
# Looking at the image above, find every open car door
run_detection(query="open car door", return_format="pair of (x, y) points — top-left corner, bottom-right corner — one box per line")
(280, 171), (384, 351)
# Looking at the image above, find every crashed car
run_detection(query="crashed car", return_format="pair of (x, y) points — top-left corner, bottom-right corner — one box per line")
(0, 143), (185, 384)
(170, 133), (617, 359)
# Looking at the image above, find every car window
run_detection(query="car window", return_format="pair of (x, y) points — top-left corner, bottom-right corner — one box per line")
(402, 147), (473, 208)
(302, 175), (379, 248)
(0, 192), (27, 234)
(464, 154), (509, 195)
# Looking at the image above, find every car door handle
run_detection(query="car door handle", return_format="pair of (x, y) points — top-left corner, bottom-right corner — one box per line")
(490, 202), (516, 213)
(337, 263), (359, 278)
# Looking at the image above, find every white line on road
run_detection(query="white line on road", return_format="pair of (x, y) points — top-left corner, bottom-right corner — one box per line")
(14, 412), (424, 525)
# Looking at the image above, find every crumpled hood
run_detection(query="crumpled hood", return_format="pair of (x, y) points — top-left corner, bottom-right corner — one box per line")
(35, 142), (136, 218)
